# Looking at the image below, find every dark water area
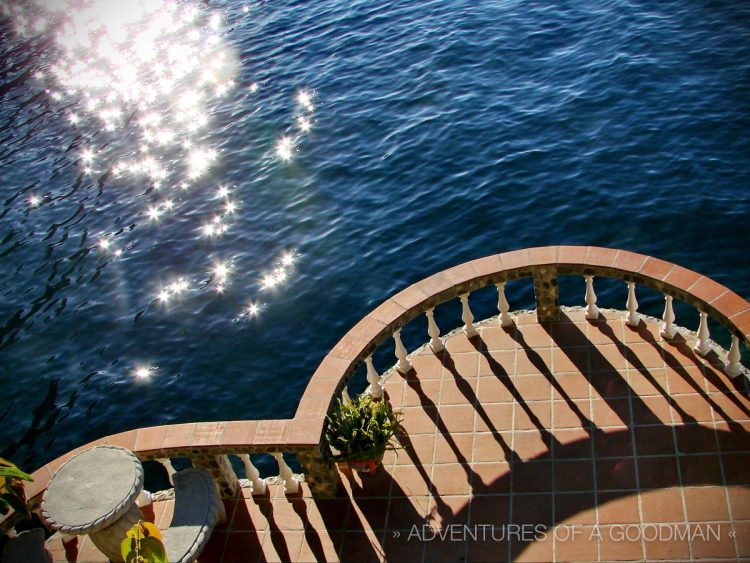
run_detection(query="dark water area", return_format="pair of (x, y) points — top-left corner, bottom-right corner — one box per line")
(0, 0), (748, 471)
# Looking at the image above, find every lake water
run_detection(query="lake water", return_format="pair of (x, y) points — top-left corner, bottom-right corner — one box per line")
(1, 0), (748, 470)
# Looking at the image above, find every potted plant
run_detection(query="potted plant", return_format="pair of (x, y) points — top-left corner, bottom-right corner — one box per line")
(325, 393), (402, 474)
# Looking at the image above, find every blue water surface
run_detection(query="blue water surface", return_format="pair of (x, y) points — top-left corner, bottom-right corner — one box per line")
(0, 0), (748, 470)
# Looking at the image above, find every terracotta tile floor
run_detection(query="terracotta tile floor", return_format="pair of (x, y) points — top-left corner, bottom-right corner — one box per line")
(45, 309), (750, 562)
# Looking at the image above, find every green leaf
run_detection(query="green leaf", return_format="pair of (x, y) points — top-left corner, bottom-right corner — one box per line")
(140, 536), (167, 563)
(121, 521), (166, 563)
(0, 458), (32, 482)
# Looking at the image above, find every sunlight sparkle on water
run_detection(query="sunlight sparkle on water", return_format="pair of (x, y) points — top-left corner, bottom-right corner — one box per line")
(187, 147), (217, 178)
(275, 89), (316, 163)
(146, 206), (162, 221)
(201, 211), (230, 237)
(297, 116), (312, 133)
(5, 0), (313, 349)
(157, 277), (190, 304)
(276, 136), (294, 161)
(261, 273), (277, 289)
(213, 262), (229, 280)
(14, 0), (238, 187)
(173, 279), (189, 292)
(261, 268), (288, 289)
(134, 366), (153, 379)
(210, 261), (233, 294)
(297, 90), (314, 112)
(260, 252), (298, 290)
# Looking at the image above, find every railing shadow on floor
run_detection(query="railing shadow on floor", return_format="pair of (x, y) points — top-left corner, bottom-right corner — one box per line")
(338, 425), (748, 562)
(138, 310), (750, 563)
(439, 351), (518, 463)
(337, 467), (429, 562)
(207, 494), (267, 563)
(400, 363), (480, 488)
(502, 324), (596, 438)
(634, 322), (750, 420)
(586, 313), (744, 429)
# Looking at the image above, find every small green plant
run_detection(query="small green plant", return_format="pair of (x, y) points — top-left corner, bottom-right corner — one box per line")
(120, 520), (167, 563)
(0, 458), (33, 521)
(325, 394), (401, 462)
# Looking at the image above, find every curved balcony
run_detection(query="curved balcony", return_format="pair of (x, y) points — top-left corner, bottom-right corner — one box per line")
(19, 246), (750, 562)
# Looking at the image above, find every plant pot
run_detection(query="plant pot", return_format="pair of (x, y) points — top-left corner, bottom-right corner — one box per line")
(348, 459), (381, 475)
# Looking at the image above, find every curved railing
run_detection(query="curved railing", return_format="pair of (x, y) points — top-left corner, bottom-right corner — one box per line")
(298, 245), (750, 425)
(19, 246), (750, 516)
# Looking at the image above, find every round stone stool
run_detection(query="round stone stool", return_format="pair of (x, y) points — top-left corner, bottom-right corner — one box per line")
(41, 445), (145, 562)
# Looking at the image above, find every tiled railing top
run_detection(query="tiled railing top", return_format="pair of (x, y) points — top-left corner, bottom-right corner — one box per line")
(26, 246), (749, 505)
(26, 419), (306, 504)
(295, 245), (750, 422)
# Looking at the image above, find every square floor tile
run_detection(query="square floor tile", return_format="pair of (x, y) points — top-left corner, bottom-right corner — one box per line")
(683, 486), (730, 521)
(431, 463), (472, 496)
(596, 492), (640, 524)
(640, 487), (685, 523)
(596, 457), (637, 491)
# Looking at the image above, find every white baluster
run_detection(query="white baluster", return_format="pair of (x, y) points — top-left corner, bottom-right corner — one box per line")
(726, 335), (743, 378)
(694, 311), (710, 356)
(136, 489), (153, 508)
(364, 355), (384, 399)
(496, 283), (513, 327)
(660, 295), (677, 339)
(272, 452), (300, 494)
(157, 458), (176, 486)
(460, 293), (478, 338)
(625, 281), (640, 327)
(393, 329), (412, 373)
(239, 454), (267, 495)
(425, 307), (444, 352)
(584, 275), (599, 320)
(341, 387), (352, 405)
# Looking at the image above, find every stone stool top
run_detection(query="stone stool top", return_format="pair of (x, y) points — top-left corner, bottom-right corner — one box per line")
(41, 445), (144, 535)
